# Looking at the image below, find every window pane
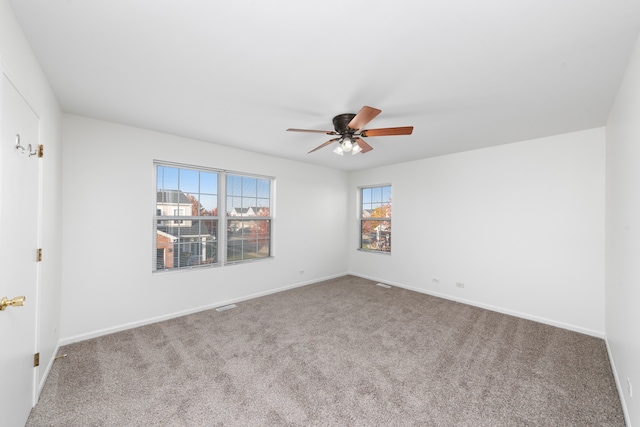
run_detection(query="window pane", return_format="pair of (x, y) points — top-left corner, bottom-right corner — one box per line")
(257, 179), (270, 198)
(227, 175), (242, 196)
(360, 220), (391, 252)
(227, 174), (271, 218)
(372, 186), (382, 203)
(156, 219), (218, 269)
(227, 196), (241, 216)
(242, 177), (257, 196)
(200, 171), (217, 194)
(179, 169), (200, 193)
(362, 187), (371, 205)
(257, 198), (270, 212)
(157, 166), (179, 191)
(242, 197), (255, 210)
(382, 185), (392, 203)
(198, 194), (217, 215)
(227, 219), (271, 262)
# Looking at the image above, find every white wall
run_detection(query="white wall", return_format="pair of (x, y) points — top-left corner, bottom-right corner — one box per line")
(60, 114), (349, 342)
(349, 128), (606, 336)
(605, 32), (640, 427)
(0, 0), (63, 394)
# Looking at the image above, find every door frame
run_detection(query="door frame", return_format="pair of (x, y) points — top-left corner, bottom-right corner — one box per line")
(1, 57), (43, 407)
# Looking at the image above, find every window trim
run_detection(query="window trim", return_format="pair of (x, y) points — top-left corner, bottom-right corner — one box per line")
(153, 160), (275, 272)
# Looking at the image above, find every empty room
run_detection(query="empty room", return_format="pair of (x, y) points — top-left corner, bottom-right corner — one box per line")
(1, 1), (640, 426)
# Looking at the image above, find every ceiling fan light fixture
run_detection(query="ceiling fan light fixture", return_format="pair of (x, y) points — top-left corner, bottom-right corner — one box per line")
(287, 106), (414, 156)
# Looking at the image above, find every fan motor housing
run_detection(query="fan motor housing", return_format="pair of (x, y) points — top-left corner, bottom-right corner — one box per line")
(333, 113), (357, 134)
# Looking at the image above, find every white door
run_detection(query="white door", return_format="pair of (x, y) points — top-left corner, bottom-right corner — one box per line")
(0, 71), (41, 426)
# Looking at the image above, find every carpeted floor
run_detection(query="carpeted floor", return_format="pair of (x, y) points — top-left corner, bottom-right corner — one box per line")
(27, 275), (624, 426)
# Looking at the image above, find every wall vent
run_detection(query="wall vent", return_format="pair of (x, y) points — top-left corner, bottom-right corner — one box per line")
(216, 304), (238, 312)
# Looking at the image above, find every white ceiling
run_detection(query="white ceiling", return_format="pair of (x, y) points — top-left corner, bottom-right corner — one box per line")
(9, 0), (640, 171)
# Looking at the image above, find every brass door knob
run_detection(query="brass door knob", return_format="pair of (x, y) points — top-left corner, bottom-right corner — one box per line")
(0, 296), (26, 311)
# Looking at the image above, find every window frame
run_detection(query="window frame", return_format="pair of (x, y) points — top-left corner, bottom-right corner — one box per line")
(153, 161), (274, 272)
(358, 184), (392, 254)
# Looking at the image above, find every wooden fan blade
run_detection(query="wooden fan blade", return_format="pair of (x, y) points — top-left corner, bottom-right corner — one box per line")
(308, 138), (340, 154)
(361, 126), (413, 137)
(287, 128), (336, 134)
(347, 106), (382, 130)
(354, 138), (373, 153)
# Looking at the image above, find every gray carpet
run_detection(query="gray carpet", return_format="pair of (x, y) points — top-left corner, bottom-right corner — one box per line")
(27, 275), (624, 426)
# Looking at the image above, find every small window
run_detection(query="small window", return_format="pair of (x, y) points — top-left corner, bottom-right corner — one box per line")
(360, 185), (391, 253)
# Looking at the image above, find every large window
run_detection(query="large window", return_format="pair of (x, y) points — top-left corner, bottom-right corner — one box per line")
(360, 185), (391, 253)
(154, 162), (272, 271)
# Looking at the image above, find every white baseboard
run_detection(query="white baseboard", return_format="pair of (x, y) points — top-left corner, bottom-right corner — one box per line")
(59, 272), (347, 346)
(348, 272), (604, 338)
(34, 342), (61, 405)
(605, 338), (632, 427)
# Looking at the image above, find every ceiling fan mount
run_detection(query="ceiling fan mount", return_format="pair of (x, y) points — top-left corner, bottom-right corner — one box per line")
(287, 106), (413, 155)
(332, 113), (357, 135)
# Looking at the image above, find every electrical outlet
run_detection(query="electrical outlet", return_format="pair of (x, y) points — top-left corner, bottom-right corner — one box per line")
(432, 278), (440, 283)
(628, 378), (633, 397)
(456, 282), (465, 288)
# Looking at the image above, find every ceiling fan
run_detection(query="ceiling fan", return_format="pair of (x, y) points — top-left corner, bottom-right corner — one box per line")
(286, 106), (413, 155)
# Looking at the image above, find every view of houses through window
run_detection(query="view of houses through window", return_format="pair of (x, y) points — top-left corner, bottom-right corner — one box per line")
(360, 185), (391, 252)
(226, 174), (271, 262)
(155, 162), (272, 271)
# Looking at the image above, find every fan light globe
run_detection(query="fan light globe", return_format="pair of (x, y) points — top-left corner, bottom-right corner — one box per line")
(352, 142), (362, 155)
(333, 145), (344, 156)
(342, 137), (353, 152)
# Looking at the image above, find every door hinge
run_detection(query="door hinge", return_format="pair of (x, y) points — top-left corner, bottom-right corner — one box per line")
(38, 144), (44, 158)
(34, 353), (40, 367)
(37, 248), (42, 262)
